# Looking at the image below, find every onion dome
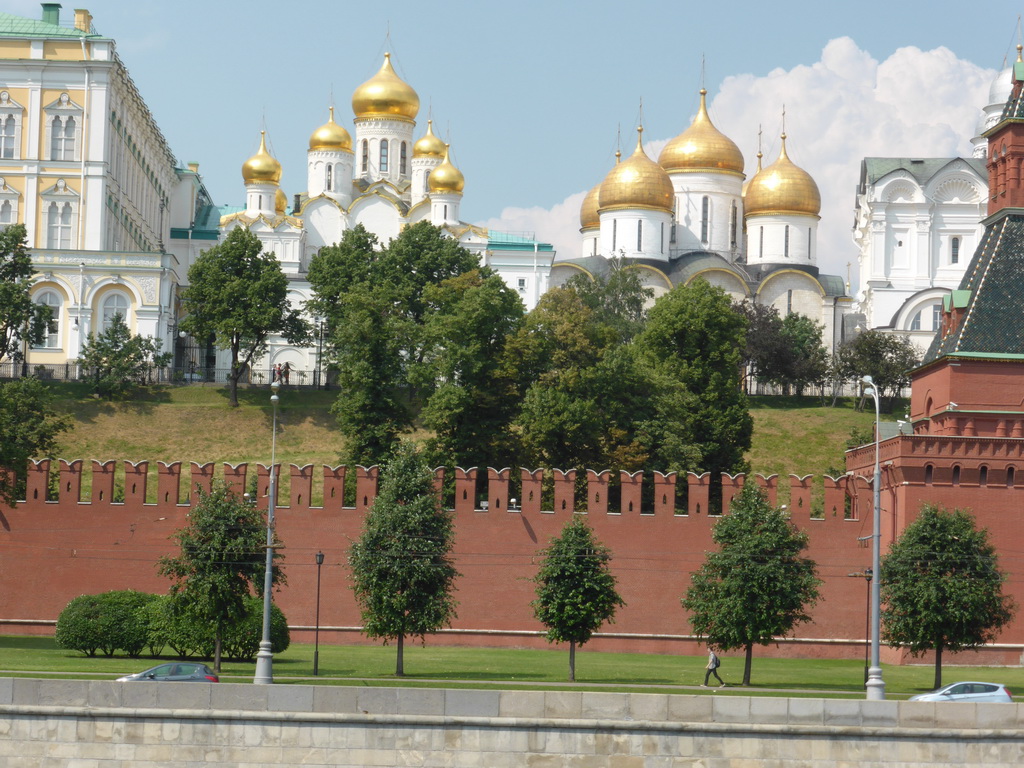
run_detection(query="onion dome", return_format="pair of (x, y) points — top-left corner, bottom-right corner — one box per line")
(428, 144), (465, 193)
(241, 131), (282, 185)
(414, 119), (446, 157)
(309, 107), (352, 152)
(742, 149), (763, 197)
(275, 188), (288, 214)
(744, 134), (820, 216)
(352, 53), (419, 121)
(579, 182), (601, 229)
(659, 89), (744, 175)
(598, 127), (674, 213)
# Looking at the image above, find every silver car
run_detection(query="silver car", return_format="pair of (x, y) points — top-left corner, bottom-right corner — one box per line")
(116, 662), (219, 683)
(909, 681), (1012, 703)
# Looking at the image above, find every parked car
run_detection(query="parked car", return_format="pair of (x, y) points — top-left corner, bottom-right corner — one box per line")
(116, 662), (219, 683)
(909, 681), (1012, 703)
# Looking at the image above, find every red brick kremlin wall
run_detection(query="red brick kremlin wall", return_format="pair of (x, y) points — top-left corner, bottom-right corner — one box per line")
(2, 459), (1021, 664)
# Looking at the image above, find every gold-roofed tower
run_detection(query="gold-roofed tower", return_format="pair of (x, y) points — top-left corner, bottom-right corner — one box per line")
(352, 53), (420, 122)
(428, 144), (465, 194)
(659, 89), (744, 175)
(744, 133), (820, 216)
(414, 119), (446, 157)
(598, 127), (674, 213)
(309, 106), (352, 152)
(242, 131), (282, 185)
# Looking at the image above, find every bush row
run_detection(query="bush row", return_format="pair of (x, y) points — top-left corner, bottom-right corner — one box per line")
(54, 590), (290, 661)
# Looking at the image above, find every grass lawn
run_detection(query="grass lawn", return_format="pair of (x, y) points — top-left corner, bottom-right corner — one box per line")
(2, 635), (1019, 699)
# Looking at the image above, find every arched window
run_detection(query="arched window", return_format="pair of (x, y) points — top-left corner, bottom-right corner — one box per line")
(660, 222), (665, 253)
(951, 236), (960, 264)
(361, 140), (368, 174)
(1007, 466), (1016, 488)
(0, 199), (12, 226)
(612, 219), (617, 251)
(101, 293), (130, 331)
(379, 140), (389, 173)
(979, 465), (988, 486)
(784, 224), (790, 257)
(758, 226), (764, 258)
(786, 289), (793, 315)
(0, 115), (15, 159)
(637, 220), (643, 251)
(50, 115), (75, 160)
(925, 464), (934, 485)
(910, 310), (922, 331)
(400, 142), (407, 175)
(46, 201), (73, 248)
(700, 196), (709, 244)
(952, 465), (961, 486)
(325, 165), (332, 192)
(730, 201), (738, 249)
(33, 289), (61, 349)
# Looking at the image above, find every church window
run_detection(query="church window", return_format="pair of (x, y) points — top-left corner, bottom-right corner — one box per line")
(325, 165), (332, 191)
(50, 116), (76, 160)
(784, 225), (790, 257)
(951, 465), (961, 486)
(700, 196), (709, 244)
(786, 289), (793, 315)
(931, 303), (941, 330)
(951, 236), (960, 264)
(910, 310), (921, 331)
(443, 204), (448, 219)
(807, 227), (812, 254)
(46, 201), (74, 248)
(517, 277), (527, 293)
(400, 142), (407, 175)
(730, 201), (737, 248)
(612, 219), (617, 251)
(758, 226), (764, 258)
(660, 222), (665, 253)
(0, 115), (15, 158)
(980, 465), (988, 486)
(380, 140), (389, 173)
(32, 289), (62, 349)
(101, 293), (130, 332)
(637, 220), (642, 251)
(1007, 466), (1016, 488)
(0, 91), (23, 160)
(361, 140), (368, 174)
(0, 200), (12, 225)
(925, 464), (934, 485)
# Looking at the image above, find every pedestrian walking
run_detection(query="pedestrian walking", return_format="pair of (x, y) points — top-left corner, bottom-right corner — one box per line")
(702, 649), (725, 687)
(282, 361), (291, 385)
(273, 363), (281, 383)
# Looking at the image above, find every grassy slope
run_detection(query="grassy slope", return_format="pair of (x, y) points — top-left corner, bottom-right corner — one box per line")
(49, 384), (898, 476)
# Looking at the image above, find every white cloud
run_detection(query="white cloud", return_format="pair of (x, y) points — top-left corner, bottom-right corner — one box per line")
(480, 37), (994, 287)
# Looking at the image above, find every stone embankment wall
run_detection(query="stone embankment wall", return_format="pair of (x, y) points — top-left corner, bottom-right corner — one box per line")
(1, 678), (1022, 767)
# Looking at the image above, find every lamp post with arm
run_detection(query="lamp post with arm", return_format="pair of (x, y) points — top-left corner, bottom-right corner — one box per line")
(313, 550), (324, 675)
(860, 374), (886, 700)
(254, 379), (281, 684)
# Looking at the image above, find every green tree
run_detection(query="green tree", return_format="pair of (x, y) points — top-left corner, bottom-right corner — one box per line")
(532, 516), (625, 681)
(682, 483), (821, 685)
(563, 258), (653, 345)
(348, 443), (459, 675)
(0, 376), (71, 505)
(78, 314), (172, 398)
(833, 329), (919, 410)
(181, 228), (310, 407)
(157, 483), (285, 672)
(0, 224), (51, 363)
(779, 313), (829, 396)
(881, 504), (1015, 689)
(636, 279), (753, 482)
(735, 300), (787, 390)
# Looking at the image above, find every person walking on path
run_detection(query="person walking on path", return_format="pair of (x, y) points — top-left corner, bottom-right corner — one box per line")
(703, 649), (725, 687)
(282, 361), (291, 385)
(273, 363), (281, 383)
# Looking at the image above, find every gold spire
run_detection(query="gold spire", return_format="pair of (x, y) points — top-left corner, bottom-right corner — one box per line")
(744, 132), (821, 217)
(658, 88), (744, 175)
(598, 126), (674, 213)
(351, 53), (420, 121)
(241, 131), (282, 185)
(309, 106), (353, 152)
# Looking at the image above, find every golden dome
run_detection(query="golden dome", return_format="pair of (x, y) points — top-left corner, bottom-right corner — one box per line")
(579, 182), (601, 230)
(598, 128), (674, 214)
(351, 53), (419, 122)
(744, 134), (820, 216)
(309, 106), (352, 152)
(414, 119), (446, 157)
(241, 131), (282, 185)
(659, 89), (744, 175)
(741, 150), (763, 197)
(428, 144), (464, 193)
(275, 188), (287, 214)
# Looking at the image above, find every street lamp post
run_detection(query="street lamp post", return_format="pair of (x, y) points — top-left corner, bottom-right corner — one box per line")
(861, 374), (886, 700)
(254, 379), (281, 684)
(847, 568), (872, 684)
(313, 551), (324, 676)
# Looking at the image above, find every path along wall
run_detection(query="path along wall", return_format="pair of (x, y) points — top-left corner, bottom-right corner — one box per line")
(2, 678), (1023, 767)
(1, 458), (1022, 663)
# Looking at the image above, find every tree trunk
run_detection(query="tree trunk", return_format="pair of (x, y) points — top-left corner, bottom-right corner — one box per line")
(214, 633), (222, 674)
(933, 644), (943, 690)
(396, 633), (404, 677)
(228, 343), (240, 407)
(569, 641), (576, 682)
(742, 643), (753, 686)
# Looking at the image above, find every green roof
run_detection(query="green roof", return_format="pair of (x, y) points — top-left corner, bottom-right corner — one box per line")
(859, 157), (987, 189)
(487, 231), (554, 251)
(0, 12), (98, 39)
(926, 212), (1024, 361)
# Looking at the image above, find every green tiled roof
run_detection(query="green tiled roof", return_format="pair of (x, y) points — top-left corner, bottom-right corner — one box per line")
(487, 230), (554, 251)
(925, 212), (1024, 361)
(860, 157), (987, 188)
(0, 12), (98, 38)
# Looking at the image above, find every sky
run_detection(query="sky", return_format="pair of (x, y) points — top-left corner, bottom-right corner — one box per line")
(4, 0), (1022, 286)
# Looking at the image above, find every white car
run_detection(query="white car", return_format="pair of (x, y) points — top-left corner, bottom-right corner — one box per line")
(909, 681), (1013, 703)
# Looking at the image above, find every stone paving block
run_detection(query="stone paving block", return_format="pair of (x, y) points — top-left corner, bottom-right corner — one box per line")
(357, 686), (399, 714)
(786, 696), (824, 725)
(973, 702), (1020, 729)
(312, 685), (359, 713)
(858, 700), (898, 727)
(629, 693), (669, 722)
(748, 695), (788, 723)
(582, 692), (629, 719)
(86, 681), (121, 708)
(544, 690), (582, 718)
(211, 682), (266, 711)
(711, 695), (750, 723)
(444, 688), (499, 718)
(0, 676), (13, 705)
(395, 687), (443, 715)
(267, 683), (314, 712)
(667, 694), (713, 723)
(498, 690), (544, 718)
(821, 698), (862, 726)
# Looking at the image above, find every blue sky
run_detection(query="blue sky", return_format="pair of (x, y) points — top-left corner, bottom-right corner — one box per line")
(4, 0), (1021, 283)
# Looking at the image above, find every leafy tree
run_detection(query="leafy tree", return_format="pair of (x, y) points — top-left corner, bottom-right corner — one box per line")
(532, 516), (625, 681)
(157, 483), (285, 672)
(833, 329), (919, 410)
(682, 483), (821, 685)
(636, 279), (753, 480)
(181, 228), (310, 407)
(881, 504), (1015, 689)
(735, 300), (787, 389)
(348, 442), (459, 676)
(304, 224), (379, 313)
(0, 224), (51, 363)
(563, 258), (653, 345)
(54, 594), (106, 657)
(0, 377), (71, 505)
(78, 314), (171, 398)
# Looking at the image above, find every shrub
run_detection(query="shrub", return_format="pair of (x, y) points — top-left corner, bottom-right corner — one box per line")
(55, 595), (106, 657)
(55, 591), (157, 657)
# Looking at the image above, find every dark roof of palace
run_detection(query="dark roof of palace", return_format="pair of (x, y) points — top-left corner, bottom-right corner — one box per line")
(925, 211), (1024, 362)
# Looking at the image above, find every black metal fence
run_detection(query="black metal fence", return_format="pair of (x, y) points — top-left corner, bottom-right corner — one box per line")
(0, 361), (335, 389)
